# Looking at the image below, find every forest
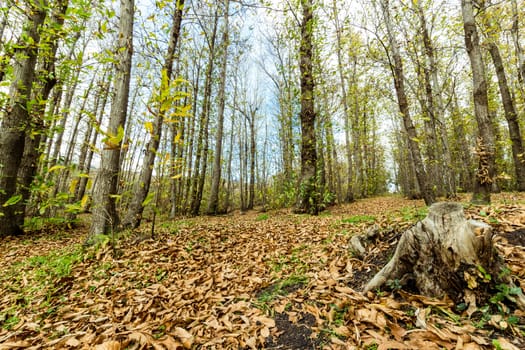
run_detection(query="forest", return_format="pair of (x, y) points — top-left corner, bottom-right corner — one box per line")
(1, 0), (525, 348)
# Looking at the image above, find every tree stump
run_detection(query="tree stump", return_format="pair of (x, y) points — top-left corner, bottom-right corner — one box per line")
(364, 202), (525, 310)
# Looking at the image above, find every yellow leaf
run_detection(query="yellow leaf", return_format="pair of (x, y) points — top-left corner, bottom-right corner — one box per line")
(174, 130), (182, 143)
(81, 195), (89, 209)
(48, 165), (66, 172)
(69, 178), (78, 194)
(144, 121), (154, 135)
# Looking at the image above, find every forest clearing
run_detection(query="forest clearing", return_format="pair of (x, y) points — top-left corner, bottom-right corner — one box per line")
(1, 194), (525, 349)
(2, 0), (525, 348)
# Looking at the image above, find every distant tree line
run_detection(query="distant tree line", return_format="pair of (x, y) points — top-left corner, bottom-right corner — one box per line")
(0, 0), (524, 237)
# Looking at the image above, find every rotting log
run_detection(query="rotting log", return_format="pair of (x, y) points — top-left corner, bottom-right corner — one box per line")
(364, 202), (525, 310)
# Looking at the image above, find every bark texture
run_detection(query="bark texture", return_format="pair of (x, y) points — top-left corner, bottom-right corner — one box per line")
(89, 0), (134, 237)
(207, 0), (230, 215)
(0, 3), (47, 236)
(190, 8), (219, 216)
(295, 0), (319, 215)
(364, 202), (525, 310)
(121, 0), (185, 229)
(381, 0), (435, 206)
(487, 42), (525, 191)
(332, 0), (354, 203)
(461, 0), (495, 204)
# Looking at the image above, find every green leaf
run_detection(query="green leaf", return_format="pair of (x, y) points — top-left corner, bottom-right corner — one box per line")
(103, 125), (125, 149)
(509, 287), (522, 295)
(142, 191), (155, 207)
(3, 195), (22, 207)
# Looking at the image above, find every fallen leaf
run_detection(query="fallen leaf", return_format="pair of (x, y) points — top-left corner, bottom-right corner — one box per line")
(94, 341), (121, 350)
(172, 327), (193, 349)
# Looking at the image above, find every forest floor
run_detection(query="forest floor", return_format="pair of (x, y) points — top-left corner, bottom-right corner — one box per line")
(1, 194), (525, 349)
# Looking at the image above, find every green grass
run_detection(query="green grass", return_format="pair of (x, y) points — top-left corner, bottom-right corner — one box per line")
(341, 215), (376, 225)
(0, 311), (20, 330)
(256, 213), (269, 221)
(256, 274), (309, 306)
(398, 206), (428, 221)
(160, 219), (196, 234)
(270, 246), (310, 274)
(27, 247), (83, 281)
(0, 244), (84, 330)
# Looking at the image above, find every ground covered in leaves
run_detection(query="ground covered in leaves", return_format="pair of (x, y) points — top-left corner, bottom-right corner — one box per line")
(1, 194), (525, 349)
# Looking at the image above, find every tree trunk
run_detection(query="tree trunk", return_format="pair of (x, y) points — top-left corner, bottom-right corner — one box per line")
(121, 0), (184, 229)
(76, 76), (111, 209)
(381, 0), (435, 206)
(364, 202), (525, 310)
(207, 0), (230, 215)
(190, 8), (219, 216)
(0, 2), (47, 236)
(511, 0), (525, 89)
(332, 0), (354, 203)
(0, 6), (8, 51)
(49, 69), (81, 171)
(416, 2), (455, 197)
(12, 0), (69, 228)
(56, 78), (94, 199)
(170, 92), (186, 218)
(240, 115), (247, 211)
(487, 42), (525, 191)
(414, 48), (441, 196)
(118, 82), (141, 189)
(295, 0), (319, 215)
(182, 63), (200, 214)
(461, 0), (496, 204)
(0, 5), (11, 83)
(224, 77), (237, 213)
(89, 0), (134, 238)
(248, 108), (256, 210)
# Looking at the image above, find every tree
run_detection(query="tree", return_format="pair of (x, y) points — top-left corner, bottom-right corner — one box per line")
(487, 42), (525, 191)
(0, 1), (47, 236)
(207, 0), (230, 215)
(331, 0), (354, 203)
(480, 3), (525, 192)
(89, 0), (134, 237)
(12, 0), (69, 229)
(511, 0), (525, 89)
(121, 0), (185, 229)
(379, 0), (435, 206)
(461, 0), (495, 204)
(190, 5), (219, 216)
(294, 0), (319, 215)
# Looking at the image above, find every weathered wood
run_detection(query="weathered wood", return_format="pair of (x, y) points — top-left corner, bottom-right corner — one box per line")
(364, 202), (525, 310)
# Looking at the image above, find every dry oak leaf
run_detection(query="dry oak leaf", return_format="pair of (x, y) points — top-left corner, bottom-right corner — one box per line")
(93, 341), (121, 350)
(65, 337), (81, 347)
(377, 340), (409, 350)
(459, 344), (482, 350)
(0, 342), (31, 350)
(493, 338), (521, 350)
(172, 327), (193, 349)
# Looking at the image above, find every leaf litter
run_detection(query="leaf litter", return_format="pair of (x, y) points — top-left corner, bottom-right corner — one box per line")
(0, 194), (524, 349)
